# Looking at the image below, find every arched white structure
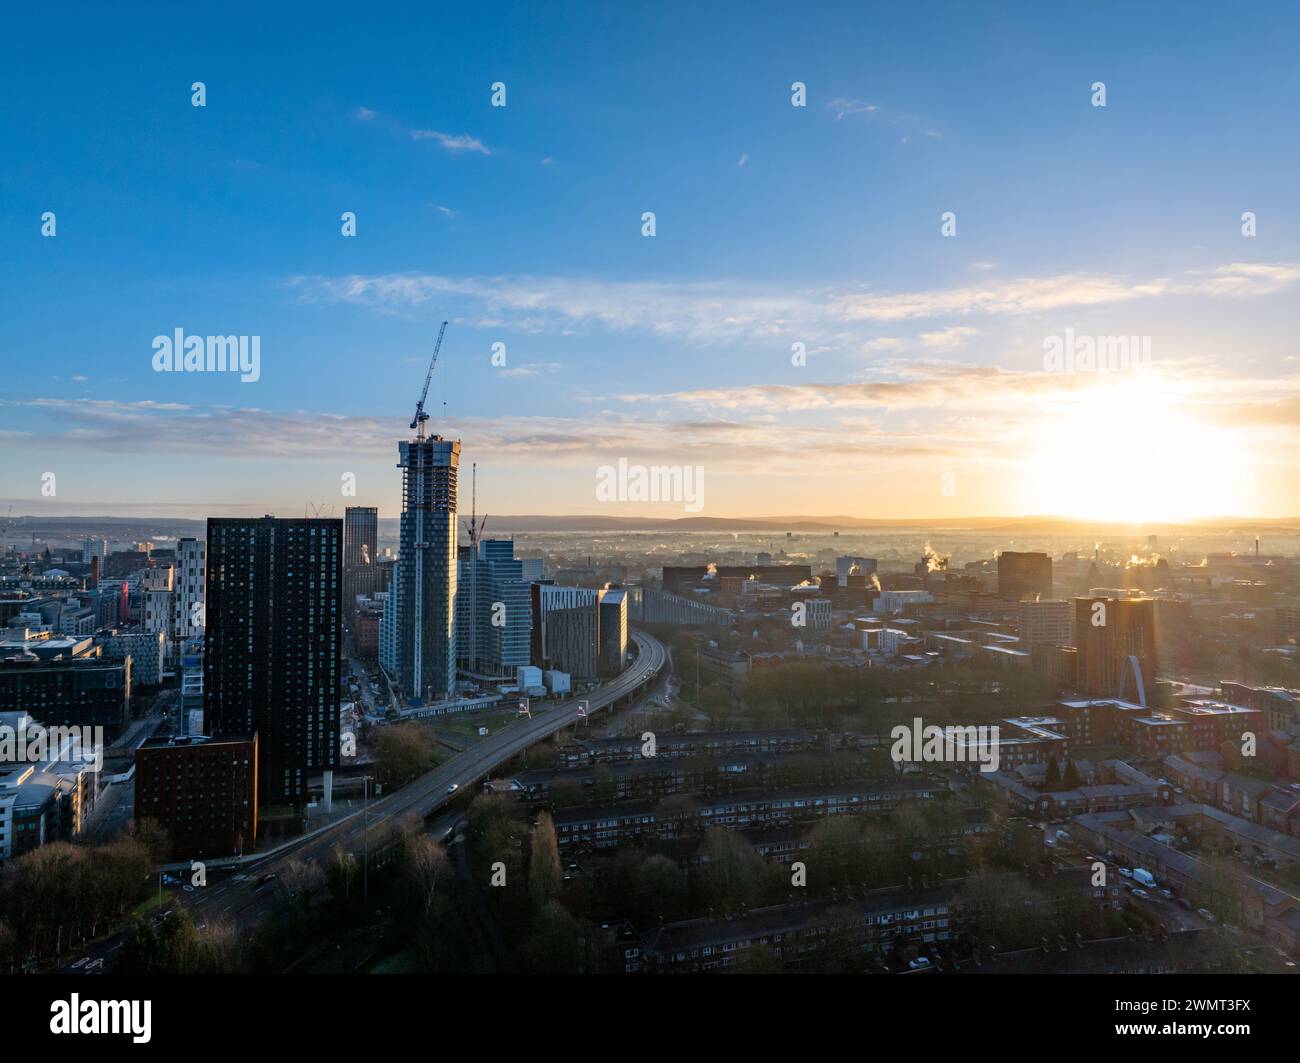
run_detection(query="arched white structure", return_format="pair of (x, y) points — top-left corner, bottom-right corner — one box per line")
(1119, 654), (1147, 707)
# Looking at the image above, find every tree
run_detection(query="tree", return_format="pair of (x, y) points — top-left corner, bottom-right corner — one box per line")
(1044, 757), (1061, 788)
(696, 828), (767, 913)
(373, 723), (438, 789)
(520, 901), (600, 974)
(1062, 760), (1081, 789)
(528, 811), (563, 910)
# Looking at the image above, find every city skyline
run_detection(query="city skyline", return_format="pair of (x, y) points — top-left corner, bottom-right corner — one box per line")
(4, 3), (1299, 523)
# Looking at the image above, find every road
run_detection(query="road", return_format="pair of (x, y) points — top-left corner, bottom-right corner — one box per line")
(175, 628), (667, 935)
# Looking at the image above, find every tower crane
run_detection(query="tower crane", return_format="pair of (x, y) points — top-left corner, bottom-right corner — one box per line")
(410, 320), (449, 440)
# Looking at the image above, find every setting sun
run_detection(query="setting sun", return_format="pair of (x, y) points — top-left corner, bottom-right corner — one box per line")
(1019, 374), (1255, 523)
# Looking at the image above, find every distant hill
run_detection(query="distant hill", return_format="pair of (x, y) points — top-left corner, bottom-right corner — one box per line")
(5, 512), (1300, 541)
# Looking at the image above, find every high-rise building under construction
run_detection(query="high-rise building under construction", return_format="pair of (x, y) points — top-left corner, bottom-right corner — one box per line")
(396, 436), (460, 703)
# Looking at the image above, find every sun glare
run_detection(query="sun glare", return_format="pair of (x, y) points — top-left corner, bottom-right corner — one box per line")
(1019, 375), (1254, 523)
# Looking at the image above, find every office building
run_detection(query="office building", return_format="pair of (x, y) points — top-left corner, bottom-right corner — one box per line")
(171, 537), (206, 645)
(204, 516), (341, 808)
(599, 588), (628, 676)
(81, 537), (108, 565)
(343, 506), (382, 615)
(97, 629), (165, 687)
(548, 605), (601, 679)
(135, 733), (258, 859)
(0, 655), (131, 737)
(458, 538), (532, 677)
(998, 551), (1053, 601)
(1074, 597), (1157, 704)
(1016, 599), (1072, 648)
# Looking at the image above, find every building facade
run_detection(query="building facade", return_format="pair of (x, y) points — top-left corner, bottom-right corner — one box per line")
(204, 516), (341, 808)
(998, 551), (1053, 601)
(396, 438), (460, 703)
(135, 733), (258, 859)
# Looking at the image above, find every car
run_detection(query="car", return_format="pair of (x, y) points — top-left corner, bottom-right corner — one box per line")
(907, 957), (931, 969)
(257, 873), (278, 885)
(1131, 888), (1150, 899)
(446, 783), (459, 794)
(182, 884), (195, 893)
(1159, 888), (1173, 899)
(1177, 898), (1194, 911)
(1197, 908), (1216, 922)
(1118, 867), (1133, 878)
(71, 957), (89, 969)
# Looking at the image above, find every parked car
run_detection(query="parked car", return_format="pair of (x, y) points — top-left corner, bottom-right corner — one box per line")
(1119, 867), (1133, 878)
(1159, 888), (1173, 899)
(907, 957), (931, 969)
(446, 783), (459, 794)
(1197, 908), (1216, 922)
(1132, 888), (1150, 899)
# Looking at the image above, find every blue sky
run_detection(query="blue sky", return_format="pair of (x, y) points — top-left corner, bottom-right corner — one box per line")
(3, 2), (1299, 520)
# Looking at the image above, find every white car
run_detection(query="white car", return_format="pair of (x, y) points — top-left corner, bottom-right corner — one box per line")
(907, 957), (931, 969)
(1119, 867), (1133, 878)
(1131, 888), (1150, 899)
(446, 783), (459, 794)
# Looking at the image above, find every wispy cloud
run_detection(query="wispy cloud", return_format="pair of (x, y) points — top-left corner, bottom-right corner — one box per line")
(499, 362), (562, 378)
(287, 262), (1300, 345)
(8, 361), (1300, 484)
(410, 129), (491, 155)
(919, 326), (980, 350)
(828, 97), (877, 121)
(353, 105), (491, 156)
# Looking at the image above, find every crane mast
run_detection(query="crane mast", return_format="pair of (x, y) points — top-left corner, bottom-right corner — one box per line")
(410, 320), (449, 440)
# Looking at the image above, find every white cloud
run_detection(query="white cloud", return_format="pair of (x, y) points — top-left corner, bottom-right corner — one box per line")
(287, 261), (1300, 346)
(499, 362), (562, 378)
(919, 326), (980, 350)
(828, 97), (877, 121)
(410, 129), (491, 155)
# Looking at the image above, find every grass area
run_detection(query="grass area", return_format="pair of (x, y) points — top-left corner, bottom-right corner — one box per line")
(436, 710), (520, 740)
(131, 888), (172, 918)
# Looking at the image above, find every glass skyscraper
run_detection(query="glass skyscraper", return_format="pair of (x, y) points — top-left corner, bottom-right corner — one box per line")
(396, 436), (459, 703)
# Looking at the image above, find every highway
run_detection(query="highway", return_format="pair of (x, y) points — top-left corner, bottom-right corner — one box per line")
(175, 627), (667, 933)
